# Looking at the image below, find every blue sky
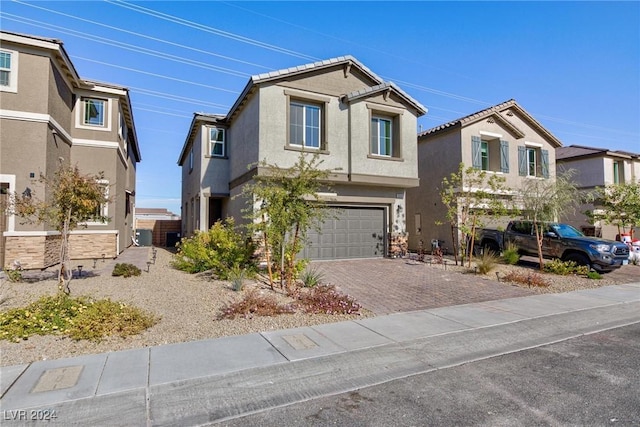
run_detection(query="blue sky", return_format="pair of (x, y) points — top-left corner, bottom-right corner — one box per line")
(2, 1), (638, 216)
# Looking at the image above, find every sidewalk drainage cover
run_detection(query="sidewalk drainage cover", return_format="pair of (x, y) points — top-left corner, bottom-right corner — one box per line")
(31, 366), (83, 393)
(282, 334), (318, 350)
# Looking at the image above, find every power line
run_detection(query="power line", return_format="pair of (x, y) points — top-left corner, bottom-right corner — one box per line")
(12, 0), (273, 71)
(106, 0), (320, 62)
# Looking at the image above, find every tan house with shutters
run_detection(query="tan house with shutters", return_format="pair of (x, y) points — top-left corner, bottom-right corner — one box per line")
(0, 31), (141, 269)
(178, 56), (426, 260)
(406, 99), (562, 253)
(556, 144), (640, 240)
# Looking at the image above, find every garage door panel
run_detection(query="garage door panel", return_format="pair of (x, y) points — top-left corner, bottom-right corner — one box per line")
(302, 207), (385, 260)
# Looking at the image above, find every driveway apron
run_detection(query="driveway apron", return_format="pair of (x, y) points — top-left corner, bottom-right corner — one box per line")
(312, 258), (535, 315)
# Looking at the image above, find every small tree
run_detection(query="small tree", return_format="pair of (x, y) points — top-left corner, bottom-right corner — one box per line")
(517, 170), (580, 270)
(11, 164), (109, 293)
(586, 181), (640, 239)
(242, 153), (332, 292)
(439, 163), (514, 267)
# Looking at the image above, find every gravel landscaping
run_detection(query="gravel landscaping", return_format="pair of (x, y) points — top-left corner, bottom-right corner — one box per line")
(1, 248), (638, 367)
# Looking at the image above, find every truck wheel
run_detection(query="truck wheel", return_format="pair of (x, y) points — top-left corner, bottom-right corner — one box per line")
(564, 253), (590, 268)
(483, 242), (500, 256)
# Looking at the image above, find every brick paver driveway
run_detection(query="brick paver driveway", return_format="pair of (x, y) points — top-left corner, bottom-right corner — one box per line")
(312, 258), (536, 315)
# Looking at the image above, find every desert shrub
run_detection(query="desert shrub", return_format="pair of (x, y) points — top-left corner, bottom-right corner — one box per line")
(476, 250), (499, 275)
(228, 266), (247, 292)
(586, 271), (602, 280)
(3, 267), (23, 282)
(112, 263), (142, 278)
(0, 294), (157, 342)
(501, 243), (521, 265)
(299, 266), (325, 288)
(296, 285), (362, 315)
(172, 218), (256, 279)
(502, 271), (550, 288)
(218, 289), (295, 319)
(543, 259), (589, 276)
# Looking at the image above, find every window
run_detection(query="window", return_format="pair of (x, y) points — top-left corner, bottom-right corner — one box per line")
(613, 160), (624, 184)
(209, 128), (225, 157)
(471, 136), (509, 173)
(82, 97), (106, 127)
(189, 148), (194, 172)
(518, 145), (549, 178)
(89, 181), (109, 224)
(290, 101), (321, 149)
(371, 116), (392, 156)
(0, 49), (18, 92)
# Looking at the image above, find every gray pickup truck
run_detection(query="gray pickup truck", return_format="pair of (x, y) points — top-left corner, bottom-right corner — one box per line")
(477, 220), (630, 272)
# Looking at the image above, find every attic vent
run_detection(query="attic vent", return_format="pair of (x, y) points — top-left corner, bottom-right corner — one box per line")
(487, 117), (495, 124)
(506, 110), (514, 116)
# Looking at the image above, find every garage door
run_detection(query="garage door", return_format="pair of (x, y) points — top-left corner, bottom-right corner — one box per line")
(302, 207), (385, 260)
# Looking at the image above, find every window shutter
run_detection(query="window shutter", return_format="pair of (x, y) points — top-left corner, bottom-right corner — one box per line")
(471, 136), (481, 169)
(518, 146), (526, 176)
(500, 140), (509, 173)
(541, 149), (550, 178)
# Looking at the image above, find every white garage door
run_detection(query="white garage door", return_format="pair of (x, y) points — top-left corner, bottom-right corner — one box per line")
(303, 207), (385, 260)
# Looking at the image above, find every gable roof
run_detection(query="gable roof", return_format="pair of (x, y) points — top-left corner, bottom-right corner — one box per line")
(227, 55), (426, 121)
(342, 82), (427, 116)
(178, 113), (226, 165)
(420, 99), (562, 147)
(556, 144), (640, 161)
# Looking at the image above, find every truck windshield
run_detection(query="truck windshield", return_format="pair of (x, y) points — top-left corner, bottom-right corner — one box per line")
(550, 224), (584, 238)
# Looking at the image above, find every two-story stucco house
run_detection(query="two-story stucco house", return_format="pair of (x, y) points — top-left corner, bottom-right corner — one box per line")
(178, 56), (426, 259)
(0, 31), (141, 269)
(556, 144), (640, 240)
(406, 99), (562, 253)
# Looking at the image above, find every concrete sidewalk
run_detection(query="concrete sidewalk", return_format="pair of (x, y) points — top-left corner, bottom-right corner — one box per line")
(1, 283), (639, 426)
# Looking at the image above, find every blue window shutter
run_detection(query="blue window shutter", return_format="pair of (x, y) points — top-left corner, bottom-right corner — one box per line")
(518, 146), (526, 176)
(541, 149), (550, 178)
(471, 136), (481, 169)
(500, 140), (509, 173)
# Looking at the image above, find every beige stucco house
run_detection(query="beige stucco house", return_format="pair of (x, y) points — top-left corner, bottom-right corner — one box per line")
(0, 31), (141, 269)
(406, 99), (562, 253)
(556, 144), (640, 240)
(178, 56), (426, 259)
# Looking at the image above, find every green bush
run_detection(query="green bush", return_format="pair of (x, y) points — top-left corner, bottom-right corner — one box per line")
(172, 218), (256, 279)
(0, 294), (157, 342)
(228, 266), (247, 292)
(586, 271), (602, 280)
(300, 266), (325, 288)
(3, 267), (23, 282)
(501, 243), (521, 265)
(543, 259), (589, 276)
(112, 263), (142, 278)
(476, 250), (499, 274)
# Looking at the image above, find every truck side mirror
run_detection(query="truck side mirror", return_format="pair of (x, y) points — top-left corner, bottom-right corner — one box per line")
(544, 231), (558, 239)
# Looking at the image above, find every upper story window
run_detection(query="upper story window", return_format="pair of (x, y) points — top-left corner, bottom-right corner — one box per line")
(189, 147), (194, 172)
(0, 49), (18, 93)
(82, 97), (107, 127)
(290, 101), (321, 149)
(471, 134), (509, 173)
(518, 143), (549, 178)
(613, 160), (625, 184)
(209, 128), (225, 157)
(371, 116), (393, 156)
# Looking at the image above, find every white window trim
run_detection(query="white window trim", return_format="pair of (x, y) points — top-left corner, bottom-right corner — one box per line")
(75, 96), (112, 131)
(526, 147), (538, 177)
(524, 141), (543, 148)
(479, 130), (502, 138)
(289, 101), (322, 149)
(0, 48), (18, 93)
(208, 127), (226, 157)
(84, 179), (109, 225)
(371, 115), (393, 157)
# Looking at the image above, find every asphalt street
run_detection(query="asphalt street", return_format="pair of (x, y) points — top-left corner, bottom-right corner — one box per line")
(219, 323), (640, 427)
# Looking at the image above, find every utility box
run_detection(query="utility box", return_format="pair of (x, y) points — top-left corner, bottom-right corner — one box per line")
(136, 229), (153, 247)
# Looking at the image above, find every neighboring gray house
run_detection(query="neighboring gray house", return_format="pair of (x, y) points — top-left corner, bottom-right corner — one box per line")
(178, 56), (426, 260)
(0, 31), (141, 269)
(556, 144), (640, 240)
(406, 99), (562, 253)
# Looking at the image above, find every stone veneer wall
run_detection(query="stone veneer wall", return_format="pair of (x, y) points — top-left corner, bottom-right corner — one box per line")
(3, 233), (117, 270)
(389, 232), (408, 258)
